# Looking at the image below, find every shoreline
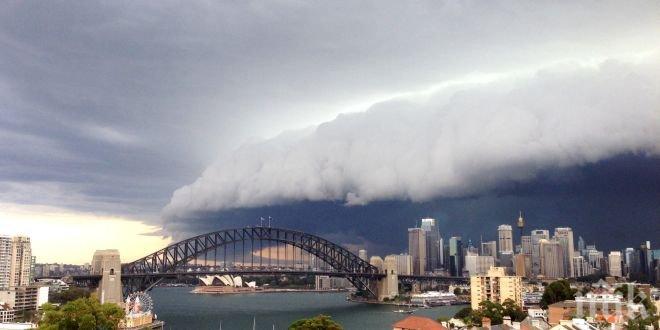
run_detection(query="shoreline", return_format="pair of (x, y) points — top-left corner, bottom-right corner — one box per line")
(190, 287), (351, 295)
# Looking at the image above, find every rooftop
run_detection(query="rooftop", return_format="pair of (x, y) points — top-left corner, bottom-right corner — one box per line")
(393, 316), (448, 330)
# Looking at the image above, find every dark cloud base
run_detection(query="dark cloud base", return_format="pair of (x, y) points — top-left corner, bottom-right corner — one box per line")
(162, 154), (660, 256)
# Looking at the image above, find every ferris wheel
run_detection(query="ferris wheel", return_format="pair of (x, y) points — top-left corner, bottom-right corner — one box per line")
(125, 291), (154, 314)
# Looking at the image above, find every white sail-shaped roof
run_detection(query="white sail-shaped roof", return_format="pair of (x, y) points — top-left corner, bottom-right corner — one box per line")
(198, 275), (216, 286)
(233, 276), (243, 287)
(219, 275), (233, 286)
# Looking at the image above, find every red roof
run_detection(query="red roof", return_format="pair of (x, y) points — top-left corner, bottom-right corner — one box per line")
(393, 316), (448, 330)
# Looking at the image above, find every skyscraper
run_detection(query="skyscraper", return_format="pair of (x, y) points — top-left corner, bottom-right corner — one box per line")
(608, 251), (622, 277)
(577, 236), (586, 254)
(358, 249), (368, 261)
(420, 218), (441, 272)
(0, 236), (11, 289)
(498, 225), (513, 254)
(393, 253), (412, 276)
(449, 236), (463, 277)
(9, 236), (32, 287)
(408, 228), (426, 275)
(539, 239), (565, 279)
(520, 236), (532, 255)
(481, 241), (497, 259)
(553, 227), (575, 277)
(531, 229), (550, 276)
(465, 253), (495, 276)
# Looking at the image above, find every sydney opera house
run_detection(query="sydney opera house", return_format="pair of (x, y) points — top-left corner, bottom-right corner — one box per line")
(192, 275), (259, 294)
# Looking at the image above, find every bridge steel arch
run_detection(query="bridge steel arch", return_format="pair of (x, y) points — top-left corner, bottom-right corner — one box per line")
(121, 227), (381, 297)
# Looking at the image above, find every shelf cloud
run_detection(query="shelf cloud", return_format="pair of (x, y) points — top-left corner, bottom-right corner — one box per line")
(163, 55), (660, 220)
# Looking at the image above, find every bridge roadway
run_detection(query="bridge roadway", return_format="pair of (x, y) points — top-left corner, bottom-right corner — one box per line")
(41, 270), (467, 283)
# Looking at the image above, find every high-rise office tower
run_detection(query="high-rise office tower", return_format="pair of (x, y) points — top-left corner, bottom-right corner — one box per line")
(554, 227), (575, 277)
(498, 225), (513, 254)
(0, 236), (11, 289)
(449, 236), (464, 277)
(393, 254), (412, 276)
(9, 236), (32, 287)
(520, 236), (532, 255)
(577, 236), (586, 254)
(465, 253), (495, 276)
(358, 249), (368, 261)
(572, 256), (589, 277)
(624, 247), (636, 276)
(420, 218), (441, 272)
(539, 239), (565, 278)
(608, 251), (622, 277)
(530, 229), (549, 276)
(408, 228), (426, 275)
(481, 241), (497, 259)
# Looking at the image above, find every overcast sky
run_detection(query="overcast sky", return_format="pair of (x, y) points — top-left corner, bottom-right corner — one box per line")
(1, 1), (659, 263)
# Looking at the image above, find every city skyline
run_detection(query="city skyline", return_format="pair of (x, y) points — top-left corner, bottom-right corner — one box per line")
(1, 1), (659, 264)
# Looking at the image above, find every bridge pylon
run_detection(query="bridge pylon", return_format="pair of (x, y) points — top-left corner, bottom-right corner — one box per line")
(91, 249), (123, 304)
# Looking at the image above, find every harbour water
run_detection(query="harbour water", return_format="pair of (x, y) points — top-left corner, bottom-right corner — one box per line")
(150, 287), (462, 330)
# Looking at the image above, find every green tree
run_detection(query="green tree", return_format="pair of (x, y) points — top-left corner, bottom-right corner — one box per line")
(39, 297), (125, 330)
(454, 307), (473, 319)
(289, 315), (343, 330)
(478, 300), (505, 325)
(453, 287), (462, 295)
(49, 287), (91, 304)
(501, 299), (526, 322)
(540, 280), (576, 309)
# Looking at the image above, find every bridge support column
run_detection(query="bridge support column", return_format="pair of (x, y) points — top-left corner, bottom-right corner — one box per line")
(375, 256), (399, 301)
(91, 249), (123, 305)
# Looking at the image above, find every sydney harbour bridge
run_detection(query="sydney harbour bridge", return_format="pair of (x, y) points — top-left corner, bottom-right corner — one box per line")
(55, 227), (468, 301)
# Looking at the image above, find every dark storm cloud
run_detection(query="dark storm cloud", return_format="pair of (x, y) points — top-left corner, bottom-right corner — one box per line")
(163, 155), (660, 254)
(1, 1), (659, 226)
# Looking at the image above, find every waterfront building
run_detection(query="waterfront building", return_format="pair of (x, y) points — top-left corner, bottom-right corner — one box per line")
(470, 266), (523, 310)
(408, 228), (426, 275)
(392, 254), (412, 276)
(530, 230), (550, 276)
(539, 239), (565, 279)
(480, 241), (497, 259)
(448, 237), (463, 277)
(553, 227), (575, 277)
(464, 254), (494, 276)
(9, 236), (32, 288)
(420, 218), (442, 271)
(498, 225), (514, 254)
(608, 251), (622, 277)
(410, 291), (457, 306)
(0, 236), (11, 289)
